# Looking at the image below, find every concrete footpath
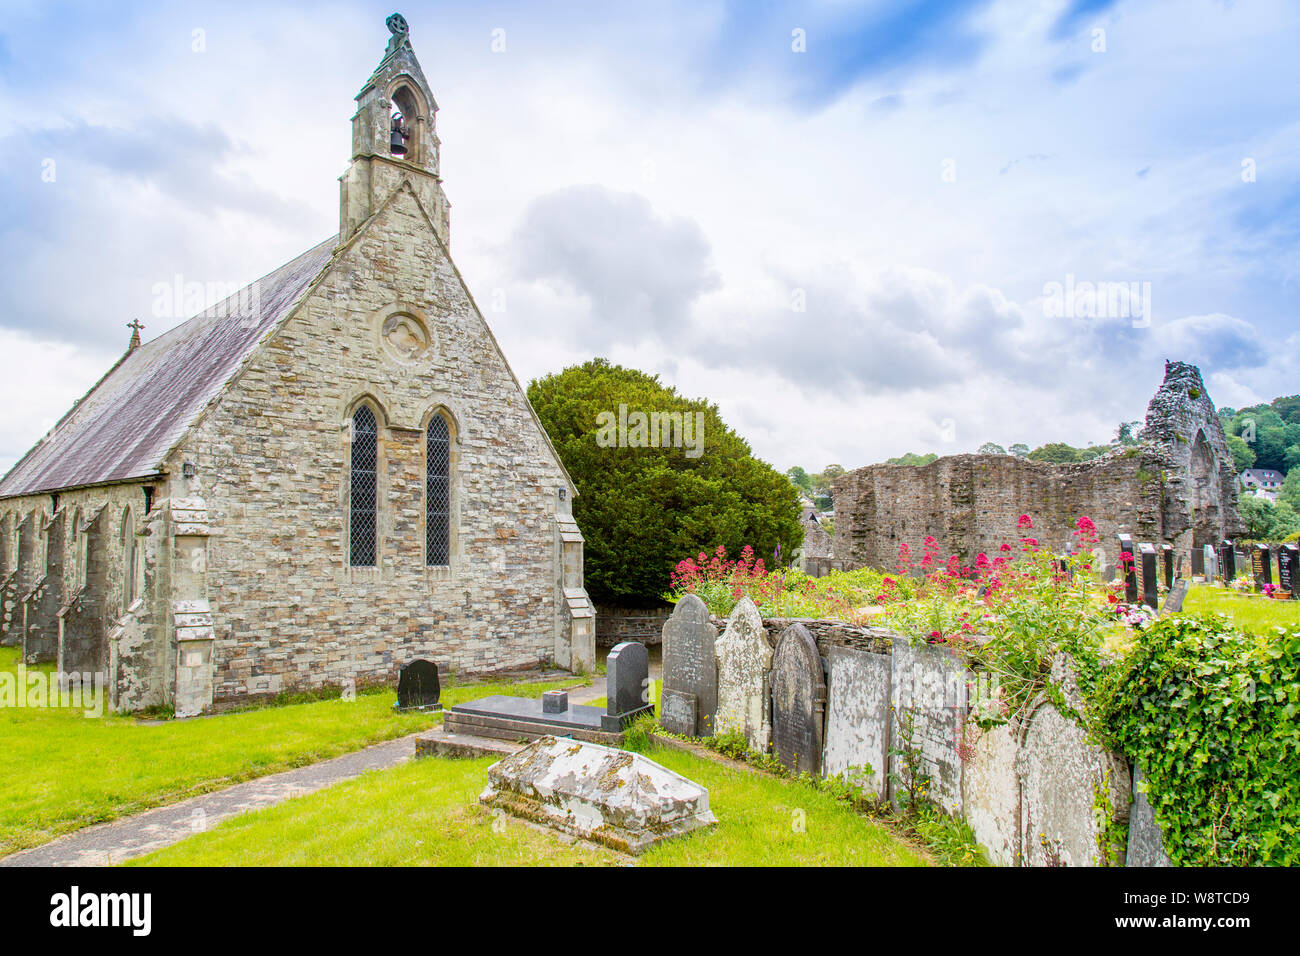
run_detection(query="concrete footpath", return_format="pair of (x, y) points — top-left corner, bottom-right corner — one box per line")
(2, 732), (425, 867)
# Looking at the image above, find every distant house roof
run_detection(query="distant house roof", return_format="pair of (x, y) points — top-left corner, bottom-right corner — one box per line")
(1240, 468), (1285, 486)
(0, 239), (336, 499)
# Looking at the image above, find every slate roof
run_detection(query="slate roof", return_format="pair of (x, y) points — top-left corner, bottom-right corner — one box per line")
(0, 238), (337, 499)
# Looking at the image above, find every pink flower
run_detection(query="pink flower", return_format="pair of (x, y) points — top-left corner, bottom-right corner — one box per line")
(1018, 514), (1034, 530)
(1076, 516), (1096, 534)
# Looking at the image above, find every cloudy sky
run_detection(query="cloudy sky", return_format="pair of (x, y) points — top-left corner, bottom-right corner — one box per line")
(0, 0), (1296, 476)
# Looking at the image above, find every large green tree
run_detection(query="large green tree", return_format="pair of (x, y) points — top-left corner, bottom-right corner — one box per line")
(527, 359), (802, 605)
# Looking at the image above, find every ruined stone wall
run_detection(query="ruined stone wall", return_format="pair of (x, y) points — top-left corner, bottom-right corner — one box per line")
(832, 362), (1241, 569)
(178, 184), (575, 703)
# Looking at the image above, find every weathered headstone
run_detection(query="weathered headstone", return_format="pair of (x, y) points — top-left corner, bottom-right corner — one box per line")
(1203, 545), (1217, 584)
(822, 645), (890, 798)
(479, 736), (717, 854)
(1160, 544), (1174, 591)
(602, 641), (653, 732)
(890, 640), (967, 814)
(1117, 534), (1138, 603)
(1126, 764), (1172, 867)
(1159, 578), (1189, 616)
(1190, 545), (1205, 577)
(1252, 544), (1273, 592)
(1138, 543), (1158, 609)
(1017, 700), (1131, 867)
(394, 659), (441, 711)
(1279, 544), (1299, 599)
(713, 597), (773, 753)
(660, 594), (717, 737)
(770, 623), (826, 775)
(1220, 539), (1236, 582)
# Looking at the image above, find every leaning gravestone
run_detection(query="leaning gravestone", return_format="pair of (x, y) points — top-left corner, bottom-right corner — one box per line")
(713, 597), (773, 753)
(660, 594), (717, 737)
(602, 641), (654, 732)
(1139, 543), (1158, 609)
(1279, 544), (1299, 599)
(770, 623), (826, 775)
(1159, 578), (1189, 616)
(822, 645), (890, 797)
(394, 659), (441, 711)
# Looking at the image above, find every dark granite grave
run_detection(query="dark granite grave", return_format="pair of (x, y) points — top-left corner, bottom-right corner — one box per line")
(1117, 534), (1138, 603)
(1160, 544), (1174, 591)
(444, 694), (611, 743)
(394, 659), (441, 711)
(770, 623), (826, 775)
(602, 641), (654, 732)
(1220, 540), (1236, 582)
(542, 689), (568, 714)
(1280, 544), (1299, 599)
(1253, 544), (1273, 591)
(1139, 543), (1158, 609)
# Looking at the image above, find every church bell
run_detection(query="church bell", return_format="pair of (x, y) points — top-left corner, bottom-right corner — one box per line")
(390, 114), (408, 156)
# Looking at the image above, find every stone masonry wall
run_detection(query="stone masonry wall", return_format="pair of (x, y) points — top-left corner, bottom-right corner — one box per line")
(176, 183), (574, 703)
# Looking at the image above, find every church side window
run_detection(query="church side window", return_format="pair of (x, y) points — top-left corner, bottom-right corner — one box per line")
(350, 405), (379, 567)
(426, 414), (450, 566)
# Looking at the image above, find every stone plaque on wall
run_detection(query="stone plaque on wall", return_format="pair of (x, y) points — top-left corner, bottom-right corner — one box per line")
(770, 623), (826, 775)
(822, 645), (890, 798)
(660, 594), (717, 737)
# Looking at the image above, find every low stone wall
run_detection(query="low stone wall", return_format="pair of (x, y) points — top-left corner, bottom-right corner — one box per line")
(596, 604), (673, 647)
(673, 600), (1143, 866)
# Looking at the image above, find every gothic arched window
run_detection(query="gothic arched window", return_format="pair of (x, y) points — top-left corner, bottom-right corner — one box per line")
(426, 413), (451, 566)
(350, 405), (379, 567)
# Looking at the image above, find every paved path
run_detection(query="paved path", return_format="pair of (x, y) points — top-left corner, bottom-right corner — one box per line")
(1, 732), (424, 867)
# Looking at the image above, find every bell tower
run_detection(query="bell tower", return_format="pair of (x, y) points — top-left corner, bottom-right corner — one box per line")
(339, 13), (451, 245)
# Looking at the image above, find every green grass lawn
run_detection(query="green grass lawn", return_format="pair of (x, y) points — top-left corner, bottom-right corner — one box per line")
(0, 646), (584, 856)
(1181, 584), (1300, 633)
(129, 741), (928, 867)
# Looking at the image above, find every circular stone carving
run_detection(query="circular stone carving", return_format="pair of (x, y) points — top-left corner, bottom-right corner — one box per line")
(381, 312), (430, 362)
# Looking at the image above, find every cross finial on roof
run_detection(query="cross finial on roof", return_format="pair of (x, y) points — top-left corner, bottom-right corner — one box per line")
(128, 318), (145, 351)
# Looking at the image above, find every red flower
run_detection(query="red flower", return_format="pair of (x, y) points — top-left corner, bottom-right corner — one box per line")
(1018, 514), (1034, 529)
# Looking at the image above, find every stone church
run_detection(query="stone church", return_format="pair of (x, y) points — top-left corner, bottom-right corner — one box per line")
(0, 15), (595, 716)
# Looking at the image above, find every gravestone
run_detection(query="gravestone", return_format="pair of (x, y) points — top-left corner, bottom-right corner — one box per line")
(1159, 578), (1189, 616)
(770, 623), (826, 775)
(394, 659), (441, 711)
(1117, 534), (1138, 603)
(713, 597), (773, 753)
(1160, 544), (1174, 591)
(822, 645), (890, 798)
(1126, 764), (1172, 867)
(1203, 545), (1217, 584)
(1138, 543), (1158, 609)
(1220, 540), (1236, 582)
(1190, 545), (1205, 577)
(660, 594), (717, 737)
(1252, 544), (1273, 591)
(890, 640), (967, 814)
(1279, 544), (1299, 599)
(601, 641), (654, 732)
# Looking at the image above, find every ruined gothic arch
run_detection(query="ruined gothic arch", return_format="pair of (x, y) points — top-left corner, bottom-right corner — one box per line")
(1189, 428), (1220, 549)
